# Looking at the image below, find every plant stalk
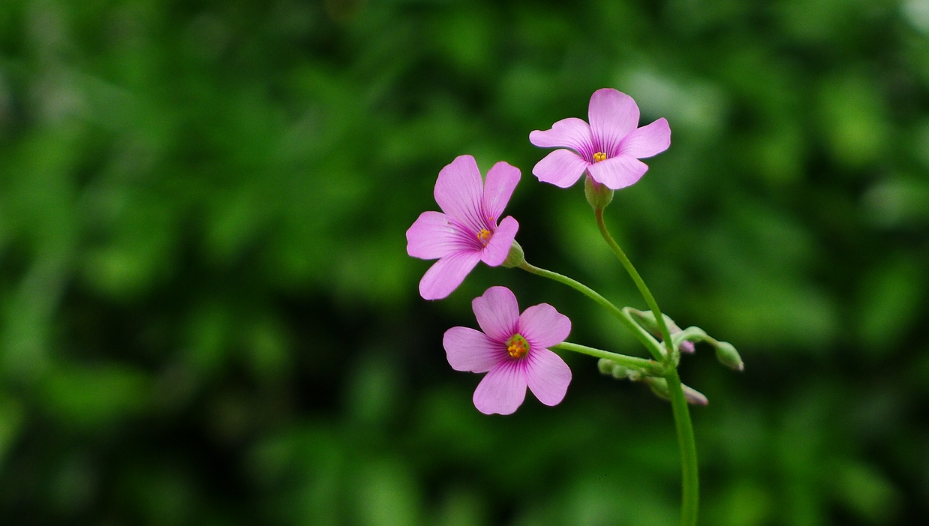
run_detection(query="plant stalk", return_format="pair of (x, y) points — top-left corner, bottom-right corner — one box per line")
(594, 209), (674, 355)
(518, 262), (664, 361)
(594, 208), (699, 525)
(666, 368), (699, 526)
(552, 342), (664, 376)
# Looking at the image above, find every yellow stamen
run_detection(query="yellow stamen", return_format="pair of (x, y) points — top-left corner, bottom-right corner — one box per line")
(593, 152), (607, 162)
(477, 228), (491, 246)
(506, 334), (529, 359)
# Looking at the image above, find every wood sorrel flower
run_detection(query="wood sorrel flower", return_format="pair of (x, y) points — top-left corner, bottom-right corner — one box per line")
(529, 88), (671, 190)
(406, 155), (520, 300)
(443, 286), (572, 415)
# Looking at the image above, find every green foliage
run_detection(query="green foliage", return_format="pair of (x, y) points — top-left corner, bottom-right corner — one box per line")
(1, 0), (928, 524)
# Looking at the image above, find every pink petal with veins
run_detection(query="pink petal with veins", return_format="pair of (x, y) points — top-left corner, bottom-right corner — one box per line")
(588, 89), (640, 154)
(525, 348), (571, 407)
(472, 286), (520, 342)
(473, 360), (528, 415)
(518, 303), (571, 349)
(587, 155), (649, 190)
(482, 161), (520, 223)
(418, 250), (482, 300)
(532, 149), (590, 188)
(481, 216), (518, 266)
(619, 118), (671, 159)
(444, 327), (506, 373)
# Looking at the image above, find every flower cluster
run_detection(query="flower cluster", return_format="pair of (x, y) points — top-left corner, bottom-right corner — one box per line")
(406, 88), (674, 414)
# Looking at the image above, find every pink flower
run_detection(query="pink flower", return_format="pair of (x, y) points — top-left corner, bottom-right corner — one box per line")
(406, 155), (520, 300)
(443, 286), (572, 415)
(529, 88), (671, 190)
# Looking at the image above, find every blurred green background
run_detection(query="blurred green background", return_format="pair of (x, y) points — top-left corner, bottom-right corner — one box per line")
(1, 0), (928, 524)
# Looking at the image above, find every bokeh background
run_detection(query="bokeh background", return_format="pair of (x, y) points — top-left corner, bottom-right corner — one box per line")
(2, 0), (929, 524)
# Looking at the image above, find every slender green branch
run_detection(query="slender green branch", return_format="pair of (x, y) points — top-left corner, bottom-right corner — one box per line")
(552, 341), (665, 376)
(665, 368), (699, 526)
(593, 209), (699, 525)
(672, 326), (714, 347)
(594, 209), (674, 355)
(519, 262), (665, 361)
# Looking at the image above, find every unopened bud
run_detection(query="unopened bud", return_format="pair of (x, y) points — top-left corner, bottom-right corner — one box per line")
(597, 358), (631, 380)
(501, 241), (526, 268)
(681, 384), (709, 406)
(714, 342), (744, 371)
(645, 377), (671, 401)
(611, 364), (629, 379)
(645, 377), (708, 406)
(585, 175), (614, 211)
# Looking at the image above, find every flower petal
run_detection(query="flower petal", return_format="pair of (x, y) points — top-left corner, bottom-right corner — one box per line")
(473, 361), (527, 415)
(481, 216), (518, 267)
(529, 117), (593, 155)
(472, 286), (520, 342)
(406, 211), (463, 260)
(532, 149), (589, 188)
(418, 250), (482, 300)
(434, 155), (484, 229)
(525, 348), (571, 407)
(518, 303), (571, 349)
(587, 155), (648, 190)
(482, 161), (520, 223)
(588, 89), (639, 154)
(619, 118), (671, 159)
(444, 327), (506, 373)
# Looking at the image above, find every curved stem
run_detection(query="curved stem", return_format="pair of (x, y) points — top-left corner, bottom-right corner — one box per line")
(519, 262), (665, 361)
(672, 327), (719, 348)
(552, 342), (665, 376)
(594, 209), (698, 525)
(595, 209), (674, 355)
(665, 368), (699, 526)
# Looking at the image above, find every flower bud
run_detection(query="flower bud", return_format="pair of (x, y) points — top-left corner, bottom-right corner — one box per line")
(682, 384), (709, 406)
(597, 358), (631, 380)
(611, 364), (629, 379)
(645, 377), (708, 406)
(679, 340), (695, 354)
(645, 377), (671, 401)
(714, 341), (744, 371)
(501, 240), (526, 268)
(585, 175), (614, 210)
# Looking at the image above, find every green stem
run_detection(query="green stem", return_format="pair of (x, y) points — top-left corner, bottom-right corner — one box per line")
(519, 262), (665, 361)
(666, 368), (699, 526)
(594, 209), (698, 525)
(595, 208), (674, 355)
(672, 327), (717, 347)
(552, 342), (665, 376)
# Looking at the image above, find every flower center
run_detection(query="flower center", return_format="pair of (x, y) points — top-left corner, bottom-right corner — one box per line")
(506, 334), (529, 359)
(593, 152), (607, 162)
(477, 228), (491, 246)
